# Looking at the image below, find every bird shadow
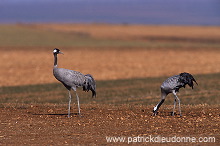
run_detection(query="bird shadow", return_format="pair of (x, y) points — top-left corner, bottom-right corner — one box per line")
(151, 111), (182, 118)
(32, 112), (80, 116)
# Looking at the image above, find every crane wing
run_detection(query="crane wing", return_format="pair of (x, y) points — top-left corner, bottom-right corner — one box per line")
(53, 68), (85, 88)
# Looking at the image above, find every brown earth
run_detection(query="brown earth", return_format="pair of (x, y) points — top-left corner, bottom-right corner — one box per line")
(0, 104), (219, 145)
(1, 24), (220, 86)
(1, 47), (220, 86)
(1, 24), (220, 145)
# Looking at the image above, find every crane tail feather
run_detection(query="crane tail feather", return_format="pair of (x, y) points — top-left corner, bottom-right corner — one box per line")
(179, 72), (198, 89)
(83, 74), (96, 97)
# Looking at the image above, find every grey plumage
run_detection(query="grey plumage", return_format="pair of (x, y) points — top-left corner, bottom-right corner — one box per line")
(83, 74), (96, 97)
(53, 48), (96, 117)
(153, 72), (198, 116)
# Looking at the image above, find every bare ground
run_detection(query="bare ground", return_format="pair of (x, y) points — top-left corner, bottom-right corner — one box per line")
(0, 104), (219, 145)
(1, 24), (220, 145)
(1, 47), (220, 86)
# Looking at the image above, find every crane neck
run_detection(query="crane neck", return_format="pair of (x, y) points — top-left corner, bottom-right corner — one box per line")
(54, 53), (58, 68)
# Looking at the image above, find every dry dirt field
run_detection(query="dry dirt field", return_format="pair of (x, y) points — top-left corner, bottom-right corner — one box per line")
(0, 104), (219, 145)
(1, 47), (220, 86)
(1, 24), (220, 145)
(1, 24), (220, 86)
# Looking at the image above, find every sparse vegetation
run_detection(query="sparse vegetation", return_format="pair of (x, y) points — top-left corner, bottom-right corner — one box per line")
(1, 24), (220, 48)
(1, 73), (219, 105)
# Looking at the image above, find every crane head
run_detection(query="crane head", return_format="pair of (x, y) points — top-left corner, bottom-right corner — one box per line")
(53, 48), (64, 55)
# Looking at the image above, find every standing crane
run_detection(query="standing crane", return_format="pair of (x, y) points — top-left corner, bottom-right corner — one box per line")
(153, 72), (198, 116)
(53, 48), (96, 118)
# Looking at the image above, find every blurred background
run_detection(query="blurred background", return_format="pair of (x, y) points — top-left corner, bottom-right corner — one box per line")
(1, 0), (220, 25)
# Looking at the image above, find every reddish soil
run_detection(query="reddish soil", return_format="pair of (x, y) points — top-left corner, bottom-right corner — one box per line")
(0, 104), (219, 145)
(1, 47), (220, 86)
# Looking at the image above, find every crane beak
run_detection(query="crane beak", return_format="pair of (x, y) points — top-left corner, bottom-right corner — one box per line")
(59, 52), (64, 55)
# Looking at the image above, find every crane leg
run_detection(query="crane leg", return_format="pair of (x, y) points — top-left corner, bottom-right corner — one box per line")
(75, 91), (81, 117)
(68, 90), (72, 118)
(152, 89), (167, 116)
(172, 91), (182, 116)
(172, 98), (177, 116)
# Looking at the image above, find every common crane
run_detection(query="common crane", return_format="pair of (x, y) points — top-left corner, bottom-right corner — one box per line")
(53, 48), (96, 118)
(153, 72), (198, 116)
